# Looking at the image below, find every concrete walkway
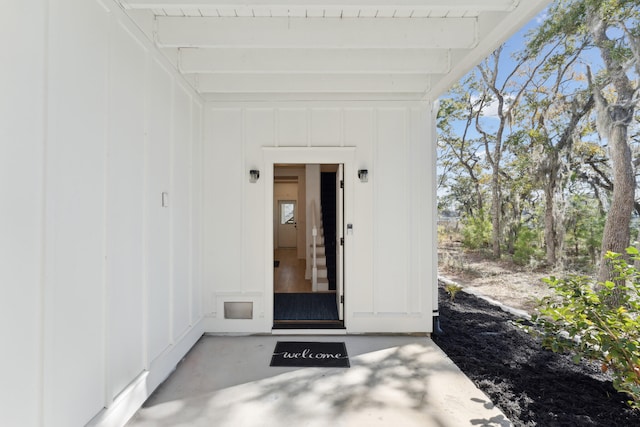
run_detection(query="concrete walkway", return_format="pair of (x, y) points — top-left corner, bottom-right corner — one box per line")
(126, 335), (511, 427)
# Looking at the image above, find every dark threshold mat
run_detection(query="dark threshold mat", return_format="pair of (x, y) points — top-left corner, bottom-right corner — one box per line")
(274, 293), (338, 320)
(272, 321), (345, 329)
(270, 341), (350, 368)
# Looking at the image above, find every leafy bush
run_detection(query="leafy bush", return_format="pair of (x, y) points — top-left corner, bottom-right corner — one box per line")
(445, 283), (463, 302)
(513, 226), (541, 266)
(531, 248), (640, 410)
(461, 211), (492, 250)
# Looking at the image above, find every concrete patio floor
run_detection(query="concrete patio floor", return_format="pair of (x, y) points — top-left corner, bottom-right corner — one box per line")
(126, 335), (511, 427)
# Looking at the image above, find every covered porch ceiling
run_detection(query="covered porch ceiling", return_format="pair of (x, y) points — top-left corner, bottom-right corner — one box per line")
(119, 1), (550, 101)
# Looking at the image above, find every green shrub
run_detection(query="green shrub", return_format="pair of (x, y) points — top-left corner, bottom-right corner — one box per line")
(530, 248), (640, 410)
(513, 226), (541, 266)
(461, 211), (492, 250)
(445, 283), (463, 302)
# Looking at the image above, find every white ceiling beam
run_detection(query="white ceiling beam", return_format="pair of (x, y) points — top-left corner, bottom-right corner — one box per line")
(201, 92), (426, 101)
(157, 17), (477, 49)
(195, 73), (430, 93)
(121, 1), (518, 12)
(178, 48), (451, 74)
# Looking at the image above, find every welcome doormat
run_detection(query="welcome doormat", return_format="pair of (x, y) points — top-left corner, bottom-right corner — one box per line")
(270, 341), (350, 368)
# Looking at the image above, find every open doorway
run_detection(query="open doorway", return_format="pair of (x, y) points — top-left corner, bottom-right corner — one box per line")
(273, 164), (344, 329)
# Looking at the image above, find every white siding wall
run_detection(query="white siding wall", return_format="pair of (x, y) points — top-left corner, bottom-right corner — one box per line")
(104, 16), (147, 403)
(1, 2), (47, 426)
(203, 103), (437, 333)
(146, 58), (174, 369)
(2, 1), (205, 426)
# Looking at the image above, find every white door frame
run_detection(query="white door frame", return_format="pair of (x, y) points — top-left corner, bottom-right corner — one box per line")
(264, 147), (355, 329)
(336, 164), (344, 320)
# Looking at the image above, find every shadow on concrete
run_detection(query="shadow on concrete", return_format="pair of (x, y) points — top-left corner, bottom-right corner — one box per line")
(127, 335), (509, 427)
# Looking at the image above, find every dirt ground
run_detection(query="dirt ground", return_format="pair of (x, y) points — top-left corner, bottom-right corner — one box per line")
(438, 242), (555, 314)
(435, 244), (640, 426)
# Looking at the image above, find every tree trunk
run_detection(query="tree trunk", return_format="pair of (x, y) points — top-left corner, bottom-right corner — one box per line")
(491, 163), (501, 258)
(542, 151), (567, 269)
(475, 181), (484, 214)
(544, 183), (557, 266)
(506, 193), (521, 256)
(588, 10), (637, 289)
(540, 96), (592, 269)
(597, 118), (635, 283)
(554, 193), (566, 269)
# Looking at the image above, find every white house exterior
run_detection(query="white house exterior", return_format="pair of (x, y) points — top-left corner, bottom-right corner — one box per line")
(2, 1), (549, 426)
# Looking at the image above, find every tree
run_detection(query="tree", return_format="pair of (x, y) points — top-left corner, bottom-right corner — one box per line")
(438, 31), (585, 262)
(437, 82), (487, 216)
(437, 0), (639, 270)
(530, 84), (594, 267)
(590, 11), (638, 284)
(523, 34), (594, 267)
(475, 46), (554, 258)
(530, 0), (639, 286)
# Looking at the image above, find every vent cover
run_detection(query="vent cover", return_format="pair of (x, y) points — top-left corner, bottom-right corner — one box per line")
(224, 302), (253, 319)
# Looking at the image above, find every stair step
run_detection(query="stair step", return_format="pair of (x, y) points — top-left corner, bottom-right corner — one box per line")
(317, 268), (328, 279)
(317, 278), (329, 292)
(311, 246), (326, 256)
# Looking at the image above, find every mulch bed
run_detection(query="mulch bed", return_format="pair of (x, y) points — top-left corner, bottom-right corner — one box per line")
(433, 285), (640, 427)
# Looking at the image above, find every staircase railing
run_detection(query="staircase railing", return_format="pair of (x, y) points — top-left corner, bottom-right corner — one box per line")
(311, 199), (318, 292)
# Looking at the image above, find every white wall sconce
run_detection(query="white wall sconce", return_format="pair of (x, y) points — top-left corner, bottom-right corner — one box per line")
(249, 169), (260, 183)
(358, 169), (368, 183)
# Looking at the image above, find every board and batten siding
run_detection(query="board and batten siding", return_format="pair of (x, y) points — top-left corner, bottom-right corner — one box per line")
(1, 3), (47, 427)
(2, 1), (205, 426)
(203, 104), (437, 334)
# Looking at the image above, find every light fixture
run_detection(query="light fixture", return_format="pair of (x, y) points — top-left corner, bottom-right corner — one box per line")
(249, 169), (260, 183)
(358, 169), (368, 183)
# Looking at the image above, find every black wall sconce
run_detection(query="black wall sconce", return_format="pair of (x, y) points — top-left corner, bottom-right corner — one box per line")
(249, 169), (260, 183)
(358, 169), (368, 183)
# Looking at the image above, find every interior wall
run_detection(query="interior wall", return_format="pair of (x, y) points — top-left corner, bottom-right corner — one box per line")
(273, 182), (298, 248)
(2, 1), (205, 426)
(203, 103), (437, 333)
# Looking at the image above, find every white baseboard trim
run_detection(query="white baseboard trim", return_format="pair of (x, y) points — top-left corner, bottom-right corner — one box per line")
(86, 318), (205, 427)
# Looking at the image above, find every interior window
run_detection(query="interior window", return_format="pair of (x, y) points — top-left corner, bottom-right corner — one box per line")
(280, 202), (295, 224)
